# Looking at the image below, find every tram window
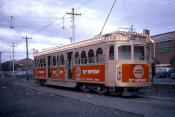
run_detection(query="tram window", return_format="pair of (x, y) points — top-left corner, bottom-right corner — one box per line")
(146, 46), (150, 61)
(134, 45), (145, 60)
(60, 55), (64, 65)
(52, 56), (56, 66)
(43, 58), (46, 67)
(57, 55), (59, 66)
(81, 51), (87, 64)
(109, 45), (114, 60)
(37, 59), (39, 67)
(88, 49), (95, 63)
(40, 58), (43, 67)
(75, 52), (80, 64)
(96, 48), (104, 63)
(34, 58), (37, 67)
(118, 45), (131, 60)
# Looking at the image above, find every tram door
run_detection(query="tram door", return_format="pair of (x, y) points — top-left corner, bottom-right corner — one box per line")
(106, 44), (116, 85)
(47, 56), (52, 78)
(67, 52), (73, 79)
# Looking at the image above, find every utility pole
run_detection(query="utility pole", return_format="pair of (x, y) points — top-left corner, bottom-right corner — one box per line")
(22, 36), (32, 80)
(0, 52), (2, 75)
(66, 8), (81, 43)
(10, 43), (17, 78)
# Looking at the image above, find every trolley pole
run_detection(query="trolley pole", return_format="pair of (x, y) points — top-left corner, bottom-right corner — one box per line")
(66, 8), (81, 43)
(22, 36), (32, 80)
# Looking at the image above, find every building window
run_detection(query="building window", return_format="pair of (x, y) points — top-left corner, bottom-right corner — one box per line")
(159, 41), (173, 53)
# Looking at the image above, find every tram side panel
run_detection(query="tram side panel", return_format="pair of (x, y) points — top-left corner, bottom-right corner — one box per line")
(72, 64), (105, 83)
(50, 66), (65, 80)
(34, 67), (47, 79)
(122, 64), (150, 84)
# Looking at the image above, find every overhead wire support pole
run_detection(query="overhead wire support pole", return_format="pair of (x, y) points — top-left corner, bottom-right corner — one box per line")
(0, 52), (2, 75)
(66, 8), (81, 43)
(22, 36), (32, 80)
(10, 43), (17, 78)
(99, 0), (116, 35)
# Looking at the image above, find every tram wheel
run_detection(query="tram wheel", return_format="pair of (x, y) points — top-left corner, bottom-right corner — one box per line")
(80, 84), (91, 92)
(93, 86), (107, 94)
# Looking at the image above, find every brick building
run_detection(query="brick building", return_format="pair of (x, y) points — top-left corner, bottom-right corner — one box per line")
(151, 31), (175, 65)
(15, 58), (34, 70)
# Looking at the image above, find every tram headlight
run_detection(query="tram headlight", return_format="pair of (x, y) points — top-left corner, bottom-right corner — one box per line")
(117, 66), (122, 80)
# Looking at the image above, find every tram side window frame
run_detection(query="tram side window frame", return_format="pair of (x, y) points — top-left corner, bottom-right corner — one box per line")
(109, 45), (114, 60)
(75, 51), (80, 65)
(57, 55), (59, 66)
(39, 58), (43, 67)
(96, 47), (104, 63)
(37, 58), (40, 67)
(81, 50), (87, 64)
(134, 45), (145, 60)
(118, 45), (131, 60)
(43, 58), (46, 67)
(88, 49), (95, 63)
(60, 54), (65, 65)
(34, 58), (37, 67)
(52, 56), (56, 66)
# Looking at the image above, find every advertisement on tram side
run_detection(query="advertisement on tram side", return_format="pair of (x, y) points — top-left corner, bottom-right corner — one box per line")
(122, 64), (150, 83)
(50, 66), (65, 80)
(34, 68), (47, 79)
(72, 64), (105, 82)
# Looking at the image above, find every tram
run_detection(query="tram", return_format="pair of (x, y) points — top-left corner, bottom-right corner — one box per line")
(33, 29), (153, 96)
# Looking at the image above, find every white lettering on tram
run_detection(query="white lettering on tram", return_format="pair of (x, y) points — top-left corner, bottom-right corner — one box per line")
(38, 71), (44, 74)
(82, 69), (100, 75)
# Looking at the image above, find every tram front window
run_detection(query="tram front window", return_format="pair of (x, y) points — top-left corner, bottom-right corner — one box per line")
(134, 45), (145, 60)
(118, 45), (131, 60)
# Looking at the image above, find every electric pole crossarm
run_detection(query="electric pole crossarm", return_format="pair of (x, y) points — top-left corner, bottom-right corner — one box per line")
(66, 8), (81, 43)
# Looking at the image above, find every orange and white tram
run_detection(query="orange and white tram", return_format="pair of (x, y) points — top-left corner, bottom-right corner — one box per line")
(33, 30), (153, 96)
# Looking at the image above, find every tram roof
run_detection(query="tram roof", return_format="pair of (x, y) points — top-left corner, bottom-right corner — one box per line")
(34, 30), (152, 57)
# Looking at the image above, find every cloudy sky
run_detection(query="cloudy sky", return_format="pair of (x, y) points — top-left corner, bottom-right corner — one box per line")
(0, 0), (175, 62)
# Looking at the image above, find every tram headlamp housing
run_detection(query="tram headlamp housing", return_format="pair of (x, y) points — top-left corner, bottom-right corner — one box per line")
(117, 66), (122, 80)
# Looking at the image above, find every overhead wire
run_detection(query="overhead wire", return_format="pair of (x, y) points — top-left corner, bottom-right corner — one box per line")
(99, 0), (117, 35)
(123, 0), (175, 21)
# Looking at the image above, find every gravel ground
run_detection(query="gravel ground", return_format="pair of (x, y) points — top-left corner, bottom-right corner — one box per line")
(0, 78), (141, 117)
(142, 84), (175, 97)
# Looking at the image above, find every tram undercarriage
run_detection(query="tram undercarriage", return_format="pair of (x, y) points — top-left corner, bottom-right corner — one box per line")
(36, 79), (143, 96)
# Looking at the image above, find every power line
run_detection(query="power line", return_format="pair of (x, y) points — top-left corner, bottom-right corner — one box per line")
(75, 0), (93, 10)
(123, 0), (175, 21)
(66, 8), (81, 43)
(99, 0), (117, 35)
(31, 19), (59, 34)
